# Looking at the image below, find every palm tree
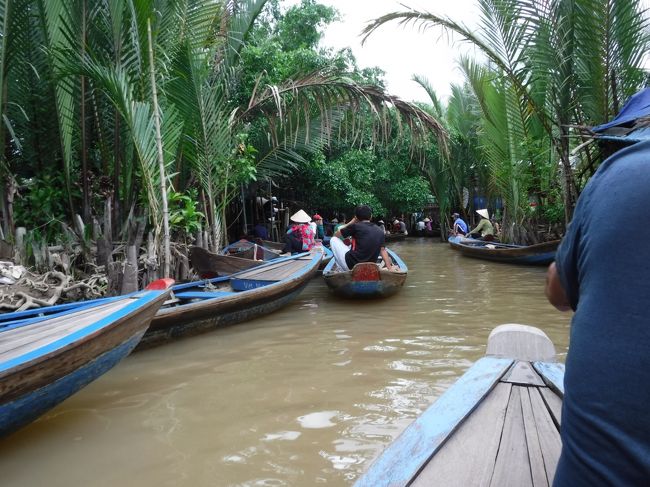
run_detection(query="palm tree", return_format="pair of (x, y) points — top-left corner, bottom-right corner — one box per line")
(0, 0), (448, 278)
(362, 0), (650, 223)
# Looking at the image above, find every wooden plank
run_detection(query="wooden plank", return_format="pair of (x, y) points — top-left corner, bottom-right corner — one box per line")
(520, 387), (549, 487)
(533, 362), (565, 396)
(235, 256), (304, 279)
(501, 361), (546, 386)
(487, 325), (556, 363)
(538, 388), (562, 427)
(0, 301), (128, 361)
(490, 386), (532, 487)
(411, 382), (512, 487)
(354, 356), (513, 487)
(529, 386), (562, 486)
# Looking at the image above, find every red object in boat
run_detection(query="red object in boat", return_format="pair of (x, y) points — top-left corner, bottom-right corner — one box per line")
(351, 263), (380, 281)
(145, 278), (176, 290)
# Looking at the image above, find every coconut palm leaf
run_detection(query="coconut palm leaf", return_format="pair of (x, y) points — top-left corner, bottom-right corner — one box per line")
(240, 70), (448, 155)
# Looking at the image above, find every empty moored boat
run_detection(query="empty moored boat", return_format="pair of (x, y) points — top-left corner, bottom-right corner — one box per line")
(448, 236), (560, 265)
(322, 249), (407, 298)
(355, 324), (564, 487)
(189, 245), (265, 278)
(0, 284), (170, 437)
(221, 240), (281, 261)
(139, 252), (322, 348)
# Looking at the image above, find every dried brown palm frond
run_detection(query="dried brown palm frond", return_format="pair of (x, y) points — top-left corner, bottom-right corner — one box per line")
(237, 70), (449, 158)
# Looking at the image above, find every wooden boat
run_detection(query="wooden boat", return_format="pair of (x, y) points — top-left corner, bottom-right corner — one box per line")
(221, 240), (281, 261)
(322, 249), (407, 298)
(139, 252), (322, 348)
(189, 245), (264, 278)
(260, 239), (285, 252)
(448, 236), (560, 265)
(0, 284), (170, 437)
(355, 324), (564, 487)
(261, 239), (332, 267)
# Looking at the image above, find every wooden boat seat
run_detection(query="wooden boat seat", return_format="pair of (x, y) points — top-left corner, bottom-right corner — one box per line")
(174, 291), (236, 300)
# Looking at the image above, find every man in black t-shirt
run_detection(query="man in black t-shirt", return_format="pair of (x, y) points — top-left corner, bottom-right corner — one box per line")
(331, 205), (394, 271)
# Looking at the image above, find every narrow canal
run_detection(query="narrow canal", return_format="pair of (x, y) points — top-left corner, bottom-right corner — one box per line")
(0, 240), (571, 486)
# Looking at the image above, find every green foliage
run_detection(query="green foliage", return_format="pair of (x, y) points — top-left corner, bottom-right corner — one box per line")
(168, 189), (205, 236)
(541, 188), (565, 224)
(14, 174), (74, 240)
(276, 0), (338, 50)
(230, 134), (259, 185)
(301, 148), (433, 216)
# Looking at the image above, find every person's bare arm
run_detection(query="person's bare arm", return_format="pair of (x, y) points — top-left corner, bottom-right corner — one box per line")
(380, 247), (397, 270)
(334, 216), (357, 238)
(545, 262), (571, 311)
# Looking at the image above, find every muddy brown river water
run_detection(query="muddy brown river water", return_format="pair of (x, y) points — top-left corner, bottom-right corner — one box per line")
(0, 240), (571, 486)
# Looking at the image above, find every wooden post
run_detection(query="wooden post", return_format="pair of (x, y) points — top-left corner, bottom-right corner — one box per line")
(121, 244), (139, 294)
(15, 227), (26, 264)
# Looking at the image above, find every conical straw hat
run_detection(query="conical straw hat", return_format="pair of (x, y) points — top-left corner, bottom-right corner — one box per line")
(290, 209), (311, 223)
(476, 209), (489, 219)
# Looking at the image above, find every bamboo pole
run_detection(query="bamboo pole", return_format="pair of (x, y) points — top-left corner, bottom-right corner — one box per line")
(147, 18), (170, 278)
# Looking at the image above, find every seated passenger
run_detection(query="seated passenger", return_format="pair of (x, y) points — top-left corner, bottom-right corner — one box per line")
(468, 209), (495, 241)
(330, 205), (395, 271)
(451, 212), (468, 236)
(282, 209), (315, 254)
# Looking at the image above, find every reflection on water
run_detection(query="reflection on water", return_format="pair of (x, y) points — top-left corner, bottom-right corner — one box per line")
(0, 240), (571, 486)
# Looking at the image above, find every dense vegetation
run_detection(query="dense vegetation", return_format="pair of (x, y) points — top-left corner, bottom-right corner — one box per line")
(365, 0), (649, 241)
(0, 0), (648, 277)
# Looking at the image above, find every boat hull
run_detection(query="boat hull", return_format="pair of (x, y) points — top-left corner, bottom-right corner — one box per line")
(189, 245), (264, 278)
(0, 332), (144, 436)
(355, 324), (565, 487)
(448, 236), (559, 265)
(322, 249), (407, 299)
(139, 253), (321, 349)
(0, 290), (167, 436)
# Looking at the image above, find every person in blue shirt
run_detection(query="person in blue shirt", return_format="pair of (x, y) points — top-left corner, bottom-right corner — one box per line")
(545, 140), (650, 486)
(252, 222), (269, 240)
(451, 212), (468, 236)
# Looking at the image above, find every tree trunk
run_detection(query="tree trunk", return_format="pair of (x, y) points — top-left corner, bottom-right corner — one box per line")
(557, 129), (577, 225)
(147, 18), (171, 278)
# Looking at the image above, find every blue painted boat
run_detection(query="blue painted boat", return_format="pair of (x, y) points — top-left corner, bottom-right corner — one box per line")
(0, 286), (170, 437)
(322, 249), (407, 298)
(355, 324), (564, 486)
(448, 236), (560, 265)
(139, 252), (322, 348)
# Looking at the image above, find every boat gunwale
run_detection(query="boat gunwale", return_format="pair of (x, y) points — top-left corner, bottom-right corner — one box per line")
(154, 252), (321, 319)
(0, 290), (168, 375)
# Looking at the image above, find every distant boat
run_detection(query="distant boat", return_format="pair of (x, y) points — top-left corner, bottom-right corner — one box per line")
(355, 324), (564, 487)
(221, 240), (281, 261)
(322, 249), (407, 298)
(0, 284), (170, 437)
(139, 252), (322, 349)
(189, 246), (264, 279)
(448, 236), (560, 265)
